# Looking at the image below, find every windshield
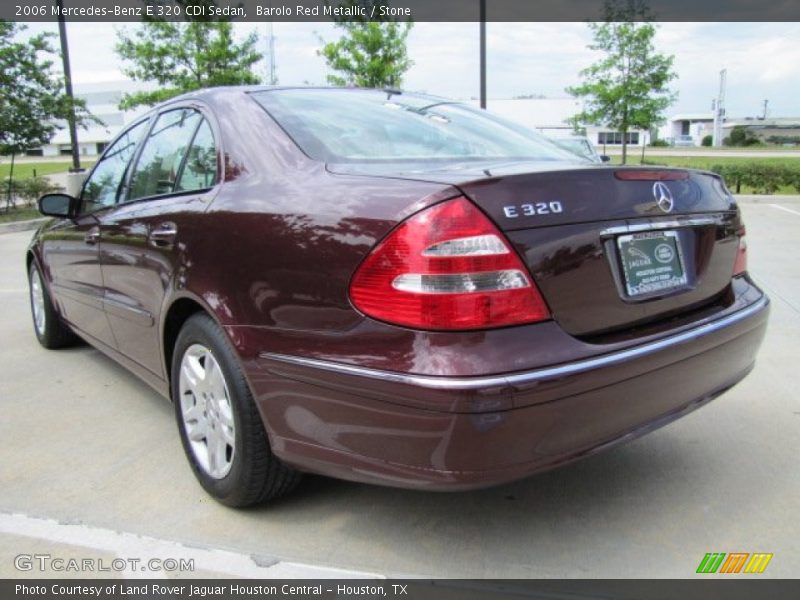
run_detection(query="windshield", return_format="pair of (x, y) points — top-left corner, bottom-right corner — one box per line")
(251, 89), (575, 163)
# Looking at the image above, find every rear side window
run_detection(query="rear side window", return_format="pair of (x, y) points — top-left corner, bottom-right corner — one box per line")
(128, 109), (215, 201)
(176, 120), (217, 192)
(81, 119), (149, 212)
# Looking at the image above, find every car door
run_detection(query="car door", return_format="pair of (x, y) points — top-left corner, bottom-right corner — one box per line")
(39, 119), (149, 348)
(98, 107), (220, 378)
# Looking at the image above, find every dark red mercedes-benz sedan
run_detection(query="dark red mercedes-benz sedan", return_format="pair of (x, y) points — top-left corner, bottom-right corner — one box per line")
(27, 87), (769, 506)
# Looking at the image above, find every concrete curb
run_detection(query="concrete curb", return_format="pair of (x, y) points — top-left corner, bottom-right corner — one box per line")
(0, 217), (47, 234)
(0, 512), (384, 580)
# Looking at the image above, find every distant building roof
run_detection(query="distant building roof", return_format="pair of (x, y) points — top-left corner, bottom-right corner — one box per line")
(722, 117), (800, 129)
(671, 113), (714, 122)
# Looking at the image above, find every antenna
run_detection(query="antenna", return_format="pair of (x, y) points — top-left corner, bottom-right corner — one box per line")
(265, 4), (277, 85)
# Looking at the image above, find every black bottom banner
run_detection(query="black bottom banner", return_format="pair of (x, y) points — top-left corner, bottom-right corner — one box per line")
(5, 579), (800, 600)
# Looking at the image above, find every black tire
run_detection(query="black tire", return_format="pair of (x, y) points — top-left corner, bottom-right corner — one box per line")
(28, 262), (78, 349)
(171, 313), (301, 507)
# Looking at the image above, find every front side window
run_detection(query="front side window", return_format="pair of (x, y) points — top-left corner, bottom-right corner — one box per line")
(81, 119), (148, 213)
(128, 109), (206, 201)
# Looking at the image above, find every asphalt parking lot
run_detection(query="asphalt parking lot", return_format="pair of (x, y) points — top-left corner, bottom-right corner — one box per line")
(1, 198), (798, 579)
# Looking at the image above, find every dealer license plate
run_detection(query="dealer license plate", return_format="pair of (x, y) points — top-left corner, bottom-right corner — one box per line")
(617, 231), (687, 297)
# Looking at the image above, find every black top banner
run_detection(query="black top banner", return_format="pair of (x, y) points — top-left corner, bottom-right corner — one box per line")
(5, 0), (800, 22)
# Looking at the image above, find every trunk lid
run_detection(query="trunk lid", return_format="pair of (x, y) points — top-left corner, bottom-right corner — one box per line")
(330, 161), (741, 337)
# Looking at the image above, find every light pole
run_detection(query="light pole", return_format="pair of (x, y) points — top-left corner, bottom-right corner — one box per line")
(56, 0), (80, 172)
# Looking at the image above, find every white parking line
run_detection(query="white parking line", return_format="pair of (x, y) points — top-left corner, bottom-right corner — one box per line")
(769, 203), (800, 217)
(0, 512), (382, 579)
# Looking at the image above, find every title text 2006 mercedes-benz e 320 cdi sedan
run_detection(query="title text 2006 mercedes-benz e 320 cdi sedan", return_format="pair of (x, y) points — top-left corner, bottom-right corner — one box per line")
(28, 88), (769, 506)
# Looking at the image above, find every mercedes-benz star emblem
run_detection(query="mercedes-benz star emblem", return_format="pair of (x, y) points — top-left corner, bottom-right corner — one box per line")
(653, 181), (674, 213)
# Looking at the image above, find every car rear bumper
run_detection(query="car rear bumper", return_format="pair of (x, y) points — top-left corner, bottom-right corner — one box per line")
(250, 290), (769, 490)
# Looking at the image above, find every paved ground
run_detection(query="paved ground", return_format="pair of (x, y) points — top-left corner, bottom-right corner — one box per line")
(0, 199), (798, 579)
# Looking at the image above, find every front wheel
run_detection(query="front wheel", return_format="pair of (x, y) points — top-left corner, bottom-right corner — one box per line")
(172, 313), (301, 507)
(28, 262), (78, 349)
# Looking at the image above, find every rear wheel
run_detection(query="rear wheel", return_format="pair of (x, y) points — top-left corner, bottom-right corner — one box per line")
(28, 262), (78, 349)
(172, 313), (301, 507)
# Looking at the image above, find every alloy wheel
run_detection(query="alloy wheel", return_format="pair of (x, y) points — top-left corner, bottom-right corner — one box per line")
(178, 344), (236, 479)
(30, 269), (46, 337)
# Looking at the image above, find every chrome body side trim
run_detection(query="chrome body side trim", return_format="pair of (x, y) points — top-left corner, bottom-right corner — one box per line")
(260, 295), (768, 391)
(102, 296), (155, 327)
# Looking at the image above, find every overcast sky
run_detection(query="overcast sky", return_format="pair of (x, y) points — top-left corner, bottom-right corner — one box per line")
(22, 21), (800, 119)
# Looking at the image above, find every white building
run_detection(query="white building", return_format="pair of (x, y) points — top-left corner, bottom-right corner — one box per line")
(722, 117), (800, 143)
(660, 113), (800, 146)
(662, 113), (714, 146)
(32, 81), (150, 158)
(471, 97), (650, 147)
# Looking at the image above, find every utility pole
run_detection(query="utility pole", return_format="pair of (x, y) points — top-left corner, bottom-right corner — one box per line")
(479, 0), (486, 109)
(56, 0), (80, 172)
(712, 68), (727, 147)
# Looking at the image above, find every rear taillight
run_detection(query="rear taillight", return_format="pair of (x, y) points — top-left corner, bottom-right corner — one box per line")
(349, 196), (550, 330)
(733, 225), (747, 276)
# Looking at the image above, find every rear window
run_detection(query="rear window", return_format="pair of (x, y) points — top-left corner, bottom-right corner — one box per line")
(251, 89), (573, 163)
(554, 138), (595, 161)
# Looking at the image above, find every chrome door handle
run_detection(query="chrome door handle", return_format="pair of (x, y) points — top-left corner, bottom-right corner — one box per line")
(148, 223), (178, 249)
(84, 227), (100, 245)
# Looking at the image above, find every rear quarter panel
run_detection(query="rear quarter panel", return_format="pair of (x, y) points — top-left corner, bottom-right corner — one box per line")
(182, 91), (455, 343)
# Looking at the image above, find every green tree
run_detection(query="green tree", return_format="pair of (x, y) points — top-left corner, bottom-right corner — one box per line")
(116, 1), (261, 109)
(0, 21), (94, 209)
(567, 0), (676, 164)
(724, 125), (760, 147)
(319, 1), (413, 88)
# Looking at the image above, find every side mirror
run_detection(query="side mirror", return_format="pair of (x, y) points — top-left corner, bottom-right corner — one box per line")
(600, 155), (611, 163)
(38, 193), (78, 219)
